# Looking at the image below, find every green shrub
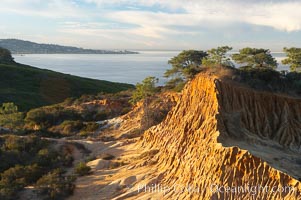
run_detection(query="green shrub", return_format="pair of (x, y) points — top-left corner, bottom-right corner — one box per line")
(78, 122), (99, 137)
(83, 122), (99, 133)
(0, 136), (75, 199)
(32, 130), (62, 138)
(59, 120), (84, 135)
(2, 135), (48, 153)
(0, 103), (18, 114)
(0, 112), (24, 130)
(236, 67), (301, 95)
(36, 148), (57, 167)
(94, 110), (108, 121)
(0, 48), (14, 64)
(0, 102), (24, 130)
(130, 77), (159, 104)
(75, 162), (91, 176)
(0, 164), (43, 200)
(25, 106), (82, 130)
(36, 168), (75, 200)
(0, 165), (27, 198)
(80, 109), (109, 121)
(22, 164), (44, 184)
(79, 131), (89, 137)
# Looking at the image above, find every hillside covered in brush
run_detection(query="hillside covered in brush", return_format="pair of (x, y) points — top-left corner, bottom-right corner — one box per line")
(0, 62), (133, 111)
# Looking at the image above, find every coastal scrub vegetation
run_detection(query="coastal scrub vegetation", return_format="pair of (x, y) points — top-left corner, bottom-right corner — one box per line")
(0, 47), (14, 64)
(130, 76), (159, 104)
(0, 102), (24, 130)
(230, 47), (301, 95)
(35, 168), (75, 200)
(0, 90), (132, 138)
(0, 135), (75, 200)
(22, 92), (131, 138)
(75, 162), (91, 176)
(162, 46), (301, 95)
(129, 76), (175, 132)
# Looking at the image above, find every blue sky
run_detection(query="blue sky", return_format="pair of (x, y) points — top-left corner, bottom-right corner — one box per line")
(0, 0), (301, 51)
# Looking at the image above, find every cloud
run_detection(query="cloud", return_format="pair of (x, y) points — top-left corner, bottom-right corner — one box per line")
(244, 2), (301, 32)
(1, 0), (301, 49)
(3, 0), (301, 32)
(85, 0), (301, 32)
(0, 0), (84, 19)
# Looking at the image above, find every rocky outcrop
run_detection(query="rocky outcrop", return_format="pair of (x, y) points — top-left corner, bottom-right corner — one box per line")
(97, 92), (178, 141)
(217, 80), (301, 150)
(142, 74), (301, 199)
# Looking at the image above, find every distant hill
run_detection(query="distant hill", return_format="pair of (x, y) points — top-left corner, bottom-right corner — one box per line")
(0, 62), (134, 111)
(0, 39), (138, 54)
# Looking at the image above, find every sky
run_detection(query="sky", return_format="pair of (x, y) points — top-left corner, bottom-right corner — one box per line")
(0, 0), (301, 51)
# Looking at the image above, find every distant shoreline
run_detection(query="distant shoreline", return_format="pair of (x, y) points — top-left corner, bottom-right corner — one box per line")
(0, 39), (139, 55)
(12, 52), (139, 55)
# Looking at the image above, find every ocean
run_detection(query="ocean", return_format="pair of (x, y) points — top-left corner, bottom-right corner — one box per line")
(13, 51), (289, 85)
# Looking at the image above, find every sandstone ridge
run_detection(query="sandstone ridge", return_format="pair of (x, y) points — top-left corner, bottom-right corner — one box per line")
(142, 73), (301, 199)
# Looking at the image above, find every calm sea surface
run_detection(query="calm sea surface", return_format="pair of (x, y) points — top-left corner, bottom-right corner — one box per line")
(13, 51), (289, 85)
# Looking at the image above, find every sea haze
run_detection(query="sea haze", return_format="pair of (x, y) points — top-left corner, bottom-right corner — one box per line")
(13, 51), (289, 85)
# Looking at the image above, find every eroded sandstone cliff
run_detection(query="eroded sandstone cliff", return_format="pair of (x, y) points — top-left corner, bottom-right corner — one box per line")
(141, 73), (301, 199)
(68, 73), (301, 200)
